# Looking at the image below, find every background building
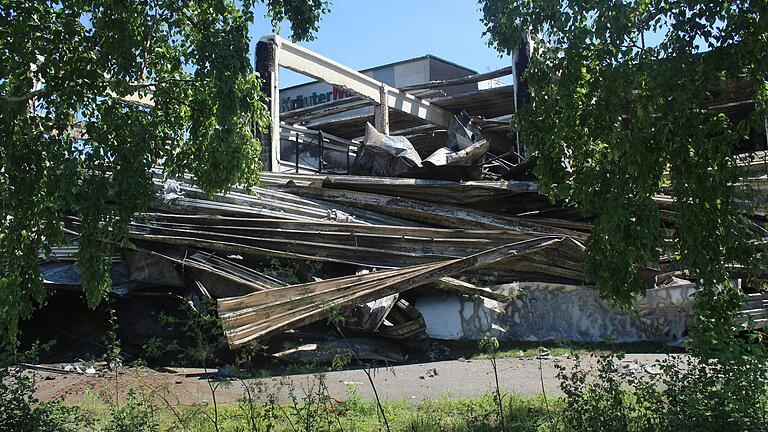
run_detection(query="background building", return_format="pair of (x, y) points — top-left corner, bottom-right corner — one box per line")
(280, 55), (504, 113)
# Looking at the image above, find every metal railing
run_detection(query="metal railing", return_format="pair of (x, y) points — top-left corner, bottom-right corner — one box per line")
(278, 123), (359, 174)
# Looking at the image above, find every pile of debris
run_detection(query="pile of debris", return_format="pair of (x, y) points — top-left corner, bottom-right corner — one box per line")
(25, 35), (768, 365)
(350, 116), (489, 181)
(34, 147), (768, 364)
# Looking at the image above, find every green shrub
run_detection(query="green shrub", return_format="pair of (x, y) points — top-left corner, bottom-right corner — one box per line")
(404, 416), (442, 432)
(0, 366), (92, 432)
(556, 344), (768, 432)
(102, 390), (163, 432)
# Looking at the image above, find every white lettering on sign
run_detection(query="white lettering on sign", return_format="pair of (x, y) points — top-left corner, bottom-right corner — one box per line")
(281, 86), (356, 112)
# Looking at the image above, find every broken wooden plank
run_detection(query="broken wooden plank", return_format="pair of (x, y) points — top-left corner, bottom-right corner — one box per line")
(436, 276), (511, 303)
(344, 291), (399, 334)
(280, 185), (586, 238)
(123, 246), (282, 295)
(218, 237), (566, 347)
(399, 66), (515, 92)
(378, 299), (428, 342)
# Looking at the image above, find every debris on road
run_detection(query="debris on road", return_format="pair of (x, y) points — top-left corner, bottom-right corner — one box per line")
(419, 368), (439, 379)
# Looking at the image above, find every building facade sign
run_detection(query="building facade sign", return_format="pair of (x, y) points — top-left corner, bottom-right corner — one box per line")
(281, 86), (356, 112)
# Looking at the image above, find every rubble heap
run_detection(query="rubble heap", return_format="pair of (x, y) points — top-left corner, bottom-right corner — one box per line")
(36, 147), (768, 363)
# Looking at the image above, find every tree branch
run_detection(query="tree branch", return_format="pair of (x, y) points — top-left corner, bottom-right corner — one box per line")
(6, 87), (49, 102)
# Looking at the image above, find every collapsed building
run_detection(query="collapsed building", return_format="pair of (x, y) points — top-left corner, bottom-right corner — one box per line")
(34, 35), (768, 363)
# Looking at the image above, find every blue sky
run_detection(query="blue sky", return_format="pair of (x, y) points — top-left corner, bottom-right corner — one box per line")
(248, 0), (512, 88)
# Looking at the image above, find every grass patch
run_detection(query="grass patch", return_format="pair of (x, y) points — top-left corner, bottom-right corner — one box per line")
(442, 339), (679, 360)
(66, 390), (557, 432)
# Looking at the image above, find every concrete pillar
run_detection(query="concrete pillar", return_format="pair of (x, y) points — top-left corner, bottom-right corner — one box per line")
(255, 39), (281, 172)
(374, 85), (390, 134)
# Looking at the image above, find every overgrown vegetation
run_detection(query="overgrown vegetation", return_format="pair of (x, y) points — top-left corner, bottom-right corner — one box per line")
(0, 0), (330, 355)
(0, 366), (93, 432)
(557, 351), (768, 431)
(479, 0), (766, 308)
(12, 349), (767, 431)
(142, 295), (231, 367)
(0, 363), (558, 432)
(5, 330), (768, 431)
(478, 0), (768, 429)
(445, 339), (676, 360)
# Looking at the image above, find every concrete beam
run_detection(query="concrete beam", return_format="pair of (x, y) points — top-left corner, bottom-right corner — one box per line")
(263, 35), (452, 129)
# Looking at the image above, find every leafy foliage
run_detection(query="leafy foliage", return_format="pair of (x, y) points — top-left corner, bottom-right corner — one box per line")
(480, 5), (768, 424)
(557, 352), (768, 431)
(265, 0), (330, 42)
(102, 390), (162, 432)
(0, 366), (93, 432)
(143, 295), (229, 367)
(0, 0), (328, 351)
(479, 0), (767, 311)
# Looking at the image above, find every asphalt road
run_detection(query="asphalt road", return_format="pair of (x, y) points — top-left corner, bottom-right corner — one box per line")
(33, 353), (680, 405)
